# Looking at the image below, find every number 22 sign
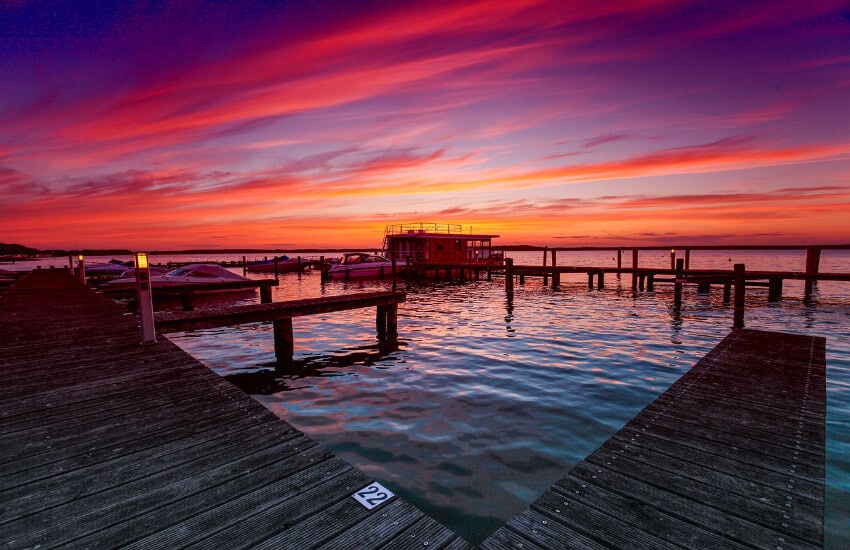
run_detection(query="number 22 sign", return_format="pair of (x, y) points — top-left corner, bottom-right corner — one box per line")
(352, 482), (394, 510)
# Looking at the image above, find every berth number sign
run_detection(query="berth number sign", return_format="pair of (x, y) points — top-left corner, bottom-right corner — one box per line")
(352, 482), (394, 509)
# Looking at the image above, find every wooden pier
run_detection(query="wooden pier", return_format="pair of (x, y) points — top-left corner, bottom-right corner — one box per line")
(155, 291), (406, 363)
(483, 329), (826, 549)
(0, 270), (467, 549)
(1, 270), (828, 549)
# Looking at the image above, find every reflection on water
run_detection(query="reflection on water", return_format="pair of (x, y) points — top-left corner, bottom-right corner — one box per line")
(163, 256), (850, 546)
(224, 342), (402, 395)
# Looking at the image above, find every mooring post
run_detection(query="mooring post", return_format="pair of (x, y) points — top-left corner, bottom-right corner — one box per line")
(376, 305), (388, 338)
(386, 304), (398, 340)
(597, 270), (604, 290)
(274, 257), (279, 280)
(616, 249), (622, 273)
(768, 277), (783, 302)
(273, 318), (294, 363)
(181, 291), (194, 312)
(260, 285), (272, 303)
(588, 271), (594, 290)
(723, 282), (732, 303)
(734, 263), (745, 328)
(505, 257), (514, 294)
(674, 258), (684, 309)
(77, 255), (86, 284)
(551, 249), (559, 290)
(805, 246), (821, 297)
(684, 248), (691, 270)
(242, 255), (247, 275)
(647, 273), (655, 291)
(135, 252), (156, 343)
(68, 254), (73, 273)
(632, 249), (639, 269)
(543, 247), (549, 286)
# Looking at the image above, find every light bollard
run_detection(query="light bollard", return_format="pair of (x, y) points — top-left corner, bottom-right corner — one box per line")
(135, 252), (157, 342)
(78, 255), (86, 283)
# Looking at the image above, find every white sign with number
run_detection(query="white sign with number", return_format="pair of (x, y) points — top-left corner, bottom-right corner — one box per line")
(352, 482), (394, 509)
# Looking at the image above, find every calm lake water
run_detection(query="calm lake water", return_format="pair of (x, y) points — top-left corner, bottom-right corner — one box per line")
(12, 249), (849, 545)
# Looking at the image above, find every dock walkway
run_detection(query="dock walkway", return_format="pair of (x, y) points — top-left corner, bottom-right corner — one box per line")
(482, 329), (826, 549)
(0, 270), (468, 549)
(1, 270), (826, 549)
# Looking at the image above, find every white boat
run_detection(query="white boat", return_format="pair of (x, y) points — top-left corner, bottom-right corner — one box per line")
(326, 253), (395, 279)
(99, 263), (259, 295)
(84, 259), (135, 276)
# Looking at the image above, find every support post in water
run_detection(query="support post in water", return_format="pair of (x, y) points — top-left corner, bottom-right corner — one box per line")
(260, 285), (272, 303)
(734, 263), (745, 328)
(505, 257), (514, 295)
(135, 252), (156, 343)
(551, 249), (559, 290)
(273, 317), (294, 363)
(242, 255), (247, 275)
(670, 249), (676, 270)
(768, 277), (783, 302)
(77, 255), (86, 284)
(542, 247), (548, 286)
(805, 246), (821, 298)
(674, 258), (684, 309)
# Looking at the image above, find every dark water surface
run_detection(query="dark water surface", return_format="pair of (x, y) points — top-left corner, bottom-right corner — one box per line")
(152, 250), (850, 546)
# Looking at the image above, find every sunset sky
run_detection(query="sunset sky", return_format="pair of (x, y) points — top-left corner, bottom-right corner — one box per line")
(2, 1), (850, 250)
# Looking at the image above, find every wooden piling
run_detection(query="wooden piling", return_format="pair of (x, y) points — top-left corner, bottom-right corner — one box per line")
(551, 249), (559, 290)
(805, 246), (821, 296)
(273, 318), (294, 363)
(505, 257), (514, 294)
(181, 290), (194, 311)
(734, 263), (745, 328)
(597, 270), (604, 290)
(616, 249), (622, 273)
(647, 273), (654, 291)
(768, 277), (783, 302)
(260, 286), (272, 303)
(542, 247), (548, 286)
(673, 259), (684, 309)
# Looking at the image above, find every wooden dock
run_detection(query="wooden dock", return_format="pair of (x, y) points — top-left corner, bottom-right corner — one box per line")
(0, 270), (469, 549)
(482, 329), (826, 549)
(155, 291), (406, 362)
(1, 270), (827, 549)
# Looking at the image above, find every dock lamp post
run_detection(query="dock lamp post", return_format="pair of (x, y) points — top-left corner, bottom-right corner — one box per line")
(78, 254), (86, 283)
(670, 249), (676, 270)
(135, 252), (157, 343)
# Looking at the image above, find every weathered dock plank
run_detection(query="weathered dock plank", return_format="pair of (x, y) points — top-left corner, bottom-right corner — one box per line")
(0, 270), (468, 549)
(483, 328), (826, 549)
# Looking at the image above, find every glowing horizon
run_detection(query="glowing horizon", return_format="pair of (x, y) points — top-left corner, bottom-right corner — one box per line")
(2, 1), (850, 249)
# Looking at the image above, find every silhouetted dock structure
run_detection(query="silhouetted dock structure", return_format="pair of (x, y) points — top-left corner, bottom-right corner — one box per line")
(483, 329), (826, 549)
(1, 270), (827, 549)
(0, 270), (467, 548)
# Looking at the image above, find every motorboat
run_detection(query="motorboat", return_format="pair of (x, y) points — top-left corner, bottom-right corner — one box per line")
(326, 253), (395, 279)
(246, 255), (308, 273)
(83, 259), (135, 276)
(99, 263), (260, 296)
